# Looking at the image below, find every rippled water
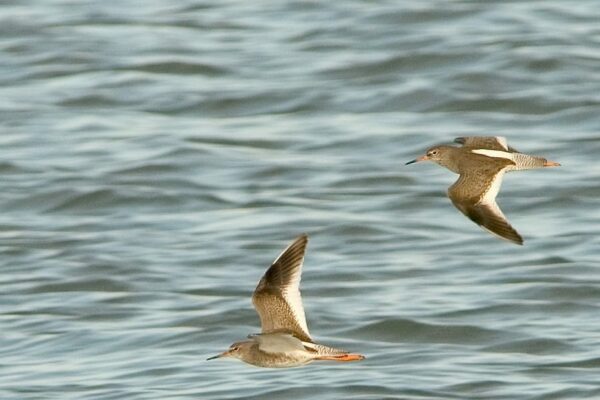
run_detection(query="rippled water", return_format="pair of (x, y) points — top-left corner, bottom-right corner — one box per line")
(1, 1), (599, 399)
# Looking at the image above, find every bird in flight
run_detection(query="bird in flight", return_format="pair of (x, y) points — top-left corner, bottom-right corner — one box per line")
(207, 234), (365, 367)
(406, 136), (560, 245)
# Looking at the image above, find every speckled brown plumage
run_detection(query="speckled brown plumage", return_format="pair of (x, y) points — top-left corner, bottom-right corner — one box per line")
(252, 234), (312, 342)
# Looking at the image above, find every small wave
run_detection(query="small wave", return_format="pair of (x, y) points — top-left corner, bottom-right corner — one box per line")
(57, 94), (120, 108)
(110, 163), (182, 175)
(186, 136), (292, 151)
(26, 278), (131, 293)
(191, 91), (323, 117)
(519, 285), (600, 302)
(121, 61), (228, 76)
(329, 175), (414, 189)
(48, 188), (124, 212)
(352, 318), (510, 345)
(482, 338), (576, 355)
(437, 302), (599, 319)
(430, 95), (570, 115)
(543, 356), (600, 369)
(48, 187), (187, 212)
(321, 52), (479, 79)
(0, 161), (33, 174)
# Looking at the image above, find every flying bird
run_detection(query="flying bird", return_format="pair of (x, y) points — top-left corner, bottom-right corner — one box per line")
(207, 234), (365, 367)
(406, 136), (560, 245)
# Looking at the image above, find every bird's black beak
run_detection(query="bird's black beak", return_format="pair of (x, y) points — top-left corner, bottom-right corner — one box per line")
(207, 352), (225, 360)
(405, 155), (428, 165)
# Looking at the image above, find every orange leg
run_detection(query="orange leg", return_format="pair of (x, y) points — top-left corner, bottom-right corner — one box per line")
(316, 354), (365, 362)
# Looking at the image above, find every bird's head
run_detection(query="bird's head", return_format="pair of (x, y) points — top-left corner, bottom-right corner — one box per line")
(207, 340), (253, 361)
(406, 145), (454, 166)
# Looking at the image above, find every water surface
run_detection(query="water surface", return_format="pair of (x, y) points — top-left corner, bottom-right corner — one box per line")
(1, 1), (599, 399)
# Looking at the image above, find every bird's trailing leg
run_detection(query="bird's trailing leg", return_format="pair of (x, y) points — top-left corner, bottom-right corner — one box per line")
(315, 354), (365, 362)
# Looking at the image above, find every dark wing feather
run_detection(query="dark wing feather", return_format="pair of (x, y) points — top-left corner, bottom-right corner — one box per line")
(455, 136), (518, 153)
(252, 234), (313, 342)
(447, 157), (523, 245)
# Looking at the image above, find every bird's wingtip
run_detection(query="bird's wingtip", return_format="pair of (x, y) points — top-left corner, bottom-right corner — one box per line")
(294, 233), (309, 243)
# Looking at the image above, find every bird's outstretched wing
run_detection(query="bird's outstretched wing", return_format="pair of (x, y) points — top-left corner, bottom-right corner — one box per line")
(454, 136), (519, 153)
(252, 234), (313, 342)
(448, 158), (523, 245)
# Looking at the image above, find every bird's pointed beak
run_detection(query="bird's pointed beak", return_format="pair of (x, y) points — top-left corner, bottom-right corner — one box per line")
(405, 154), (428, 165)
(206, 350), (229, 361)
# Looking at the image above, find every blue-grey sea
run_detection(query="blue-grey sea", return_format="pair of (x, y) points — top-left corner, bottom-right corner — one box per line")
(1, 1), (599, 399)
